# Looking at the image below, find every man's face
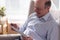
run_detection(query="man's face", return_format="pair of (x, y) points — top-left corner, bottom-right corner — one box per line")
(34, 0), (50, 18)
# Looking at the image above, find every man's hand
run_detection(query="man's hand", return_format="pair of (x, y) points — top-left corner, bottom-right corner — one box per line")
(22, 36), (33, 40)
(10, 23), (19, 31)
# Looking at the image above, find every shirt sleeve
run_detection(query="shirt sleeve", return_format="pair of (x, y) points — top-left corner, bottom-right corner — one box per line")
(18, 20), (28, 33)
(18, 13), (36, 33)
(24, 28), (43, 40)
(47, 24), (59, 40)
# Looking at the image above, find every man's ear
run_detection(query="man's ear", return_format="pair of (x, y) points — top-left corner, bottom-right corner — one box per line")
(45, 6), (50, 12)
(47, 6), (50, 9)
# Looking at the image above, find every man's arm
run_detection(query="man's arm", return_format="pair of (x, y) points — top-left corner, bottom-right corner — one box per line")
(47, 24), (59, 40)
(10, 19), (28, 32)
(50, 26), (59, 40)
(18, 20), (28, 32)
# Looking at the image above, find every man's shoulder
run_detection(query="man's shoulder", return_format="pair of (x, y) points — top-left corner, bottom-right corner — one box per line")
(28, 12), (36, 18)
(47, 13), (58, 26)
(34, 19), (58, 28)
(28, 12), (39, 21)
(45, 19), (59, 29)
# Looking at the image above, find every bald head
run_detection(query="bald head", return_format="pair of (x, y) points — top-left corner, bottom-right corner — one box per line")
(34, 0), (50, 2)
(34, 0), (51, 18)
(34, 0), (51, 8)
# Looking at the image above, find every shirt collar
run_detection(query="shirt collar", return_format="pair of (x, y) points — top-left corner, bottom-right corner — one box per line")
(39, 12), (50, 21)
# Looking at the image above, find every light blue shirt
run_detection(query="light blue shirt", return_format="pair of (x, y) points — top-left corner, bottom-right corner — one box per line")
(19, 12), (59, 40)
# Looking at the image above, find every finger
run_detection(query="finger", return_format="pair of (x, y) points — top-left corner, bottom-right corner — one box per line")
(27, 37), (33, 40)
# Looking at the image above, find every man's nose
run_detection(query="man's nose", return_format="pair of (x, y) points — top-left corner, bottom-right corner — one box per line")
(34, 8), (39, 12)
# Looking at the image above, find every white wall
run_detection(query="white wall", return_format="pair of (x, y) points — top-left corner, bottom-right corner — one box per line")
(0, 0), (31, 25)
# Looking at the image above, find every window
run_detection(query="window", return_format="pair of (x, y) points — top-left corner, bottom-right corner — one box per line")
(0, 0), (31, 25)
(0, 0), (60, 24)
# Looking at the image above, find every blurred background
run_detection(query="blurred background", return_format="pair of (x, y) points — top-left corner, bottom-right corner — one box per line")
(0, 0), (60, 24)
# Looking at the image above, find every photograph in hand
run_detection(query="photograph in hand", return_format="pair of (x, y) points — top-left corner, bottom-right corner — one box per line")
(10, 23), (18, 31)
(10, 23), (16, 31)
(10, 23), (27, 37)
